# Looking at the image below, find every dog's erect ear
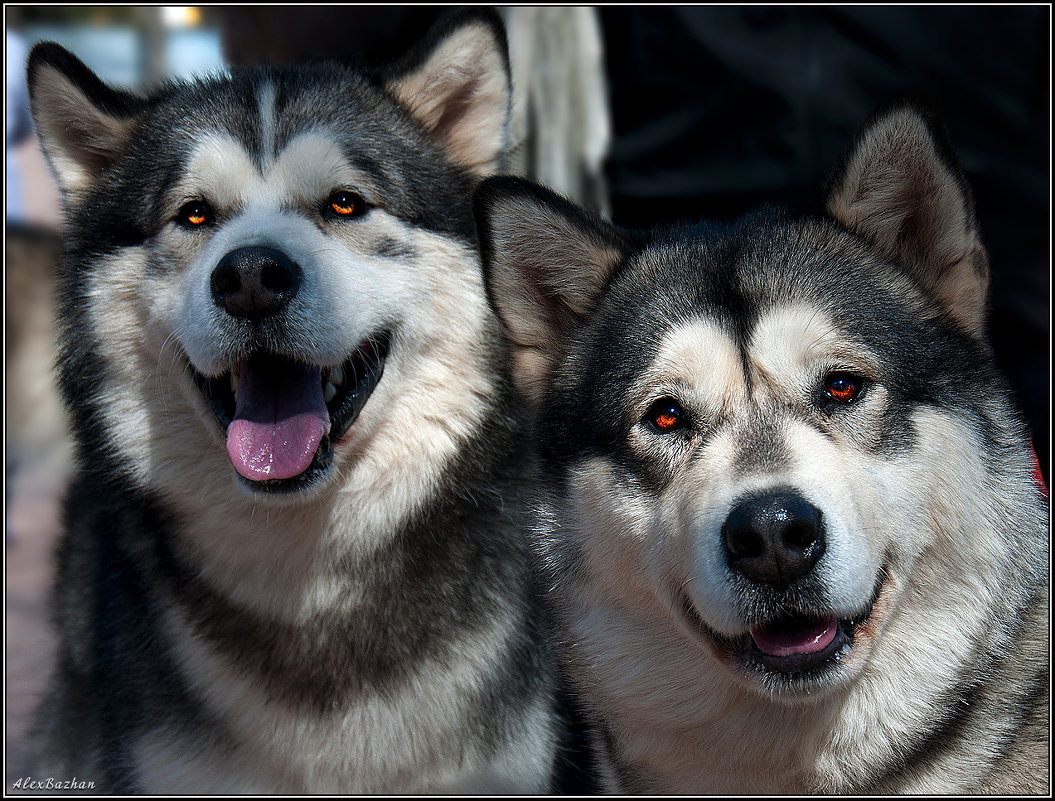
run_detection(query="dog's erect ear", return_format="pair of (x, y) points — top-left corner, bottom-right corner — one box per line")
(827, 105), (990, 337)
(474, 176), (630, 406)
(27, 42), (144, 196)
(384, 10), (511, 175)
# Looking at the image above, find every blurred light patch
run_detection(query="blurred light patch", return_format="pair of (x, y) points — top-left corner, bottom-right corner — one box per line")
(162, 7), (202, 28)
(21, 25), (141, 86)
(20, 12), (224, 86)
(168, 28), (226, 78)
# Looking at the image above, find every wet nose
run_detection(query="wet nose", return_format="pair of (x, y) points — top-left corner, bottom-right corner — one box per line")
(723, 488), (825, 587)
(211, 246), (301, 321)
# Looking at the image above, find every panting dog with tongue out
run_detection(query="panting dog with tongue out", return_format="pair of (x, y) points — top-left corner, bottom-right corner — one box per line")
(26, 11), (565, 793)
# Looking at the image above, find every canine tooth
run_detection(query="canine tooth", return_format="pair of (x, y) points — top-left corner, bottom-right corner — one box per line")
(331, 365), (345, 386)
(324, 382), (337, 403)
(230, 372), (239, 393)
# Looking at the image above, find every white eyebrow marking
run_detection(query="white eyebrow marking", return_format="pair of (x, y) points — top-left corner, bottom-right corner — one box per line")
(257, 80), (277, 170)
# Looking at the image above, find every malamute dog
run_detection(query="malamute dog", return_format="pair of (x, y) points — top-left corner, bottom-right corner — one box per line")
(473, 106), (1049, 793)
(27, 12), (562, 793)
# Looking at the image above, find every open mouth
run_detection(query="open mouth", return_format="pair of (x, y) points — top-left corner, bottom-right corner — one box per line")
(679, 569), (888, 688)
(740, 613), (857, 673)
(193, 333), (389, 492)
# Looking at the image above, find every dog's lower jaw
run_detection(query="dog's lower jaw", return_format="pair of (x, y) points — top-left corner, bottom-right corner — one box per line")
(675, 567), (890, 700)
(192, 332), (390, 494)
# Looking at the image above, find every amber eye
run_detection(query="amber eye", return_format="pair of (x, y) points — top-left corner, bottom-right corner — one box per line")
(327, 190), (368, 219)
(824, 372), (865, 404)
(645, 397), (688, 433)
(177, 199), (213, 228)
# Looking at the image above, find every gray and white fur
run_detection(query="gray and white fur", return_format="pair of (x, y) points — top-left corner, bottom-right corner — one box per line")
(474, 105), (1049, 794)
(28, 11), (563, 793)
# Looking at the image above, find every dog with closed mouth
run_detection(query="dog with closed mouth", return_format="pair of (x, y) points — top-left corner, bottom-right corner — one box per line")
(473, 105), (1049, 794)
(27, 11), (563, 793)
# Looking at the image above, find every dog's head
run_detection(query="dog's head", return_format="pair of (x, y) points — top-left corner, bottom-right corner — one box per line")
(475, 107), (1045, 706)
(28, 12), (512, 507)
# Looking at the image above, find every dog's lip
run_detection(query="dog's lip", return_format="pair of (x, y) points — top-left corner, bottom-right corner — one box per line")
(190, 332), (390, 490)
(678, 567), (889, 682)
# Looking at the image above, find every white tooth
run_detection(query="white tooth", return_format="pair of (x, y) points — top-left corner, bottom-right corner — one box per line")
(324, 382), (337, 403)
(231, 372), (239, 393)
(331, 365), (345, 387)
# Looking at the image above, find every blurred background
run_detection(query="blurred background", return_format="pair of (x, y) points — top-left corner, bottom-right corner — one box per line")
(4, 5), (1049, 788)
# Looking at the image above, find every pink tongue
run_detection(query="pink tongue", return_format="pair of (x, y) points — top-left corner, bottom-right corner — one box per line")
(225, 355), (330, 481)
(750, 616), (838, 657)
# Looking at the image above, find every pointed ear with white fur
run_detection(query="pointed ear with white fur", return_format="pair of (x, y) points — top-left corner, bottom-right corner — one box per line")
(385, 11), (512, 175)
(827, 106), (990, 337)
(473, 176), (631, 405)
(27, 42), (143, 197)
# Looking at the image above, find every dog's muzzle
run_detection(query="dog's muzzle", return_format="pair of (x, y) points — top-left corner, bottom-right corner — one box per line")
(678, 486), (887, 691)
(721, 488), (843, 666)
(192, 246), (390, 491)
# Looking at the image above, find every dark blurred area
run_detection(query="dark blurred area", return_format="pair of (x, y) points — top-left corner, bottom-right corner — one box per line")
(221, 6), (452, 69)
(599, 7), (1049, 480)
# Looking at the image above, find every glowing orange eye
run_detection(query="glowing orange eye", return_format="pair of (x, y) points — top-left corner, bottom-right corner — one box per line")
(177, 200), (212, 228)
(825, 372), (864, 404)
(657, 413), (678, 429)
(645, 397), (687, 433)
(328, 190), (367, 219)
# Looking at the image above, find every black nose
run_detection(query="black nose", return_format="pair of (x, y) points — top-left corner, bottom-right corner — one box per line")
(723, 488), (825, 587)
(211, 246), (301, 321)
